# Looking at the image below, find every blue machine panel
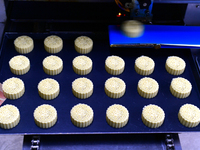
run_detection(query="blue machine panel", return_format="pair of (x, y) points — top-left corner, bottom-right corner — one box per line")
(109, 25), (200, 48)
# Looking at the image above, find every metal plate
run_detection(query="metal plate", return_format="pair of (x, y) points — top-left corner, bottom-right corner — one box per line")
(0, 33), (200, 135)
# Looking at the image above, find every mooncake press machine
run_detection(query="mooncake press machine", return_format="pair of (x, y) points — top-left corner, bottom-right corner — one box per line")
(1, 0), (200, 149)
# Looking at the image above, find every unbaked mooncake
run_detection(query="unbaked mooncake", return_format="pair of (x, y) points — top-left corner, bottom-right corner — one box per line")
(14, 35), (34, 54)
(105, 55), (125, 75)
(165, 56), (186, 75)
(43, 55), (63, 75)
(170, 77), (192, 98)
(72, 55), (92, 75)
(70, 103), (94, 128)
(34, 104), (57, 128)
(106, 104), (129, 128)
(0, 104), (20, 129)
(178, 104), (200, 128)
(72, 77), (93, 99)
(121, 20), (144, 38)
(38, 78), (60, 100)
(135, 55), (155, 76)
(142, 104), (165, 128)
(9, 55), (30, 75)
(74, 36), (93, 54)
(44, 35), (63, 53)
(137, 77), (159, 99)
(2, 77), (25, 99)
(104, 77), (126, 99)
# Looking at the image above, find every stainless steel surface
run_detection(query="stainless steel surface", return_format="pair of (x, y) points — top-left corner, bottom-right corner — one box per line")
(0, 134), (23, 150)
(0, 0), (6, 23)
(184, 3), (200, 25)
(179, 132), (200, 150)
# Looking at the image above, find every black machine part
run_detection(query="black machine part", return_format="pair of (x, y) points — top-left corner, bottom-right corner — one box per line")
(24, 134), (181, 150)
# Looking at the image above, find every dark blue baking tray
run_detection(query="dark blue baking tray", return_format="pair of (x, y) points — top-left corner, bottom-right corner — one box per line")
(0, 32), (200, 135)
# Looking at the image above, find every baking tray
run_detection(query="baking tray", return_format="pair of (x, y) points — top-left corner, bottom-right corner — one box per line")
(0, 32), (200, 135)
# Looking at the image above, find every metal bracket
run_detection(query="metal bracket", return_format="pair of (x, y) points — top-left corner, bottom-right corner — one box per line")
(131, 0), (153, 20)
(165, 134), (175, 150)
(184, 3), (200, 25)
(31, 136), (40, 150)
(125, 3), (134, 9)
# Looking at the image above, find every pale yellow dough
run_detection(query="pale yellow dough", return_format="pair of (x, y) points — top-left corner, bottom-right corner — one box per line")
(105, 77), (126, 99)
(70, 103), (94, 128)
(165, 56), (186, 75)
(38, 78), (60, 100)
(34, 104), (57, 128)
(14, 35), (34, 54)
(178, 104), (200, 128)
(72, 77), (93, 99)
(142, 104), (165, 128)
(106, 104), (129, 128)
(2, 77), (25, 99)
(44, 35), (63, 53)
(105, 55), (125, 75)
(73, 55), (92, 75)
(9, 55), (30, 75)
(74, 36), (93, 54)
(0, 104), (20, 129)
(43, 55), (63, 75)
(170, 77), (192, 98)
(121, 20), (144, 38)
(135, 56), (155, 75)
(137, 77), (159, 99)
